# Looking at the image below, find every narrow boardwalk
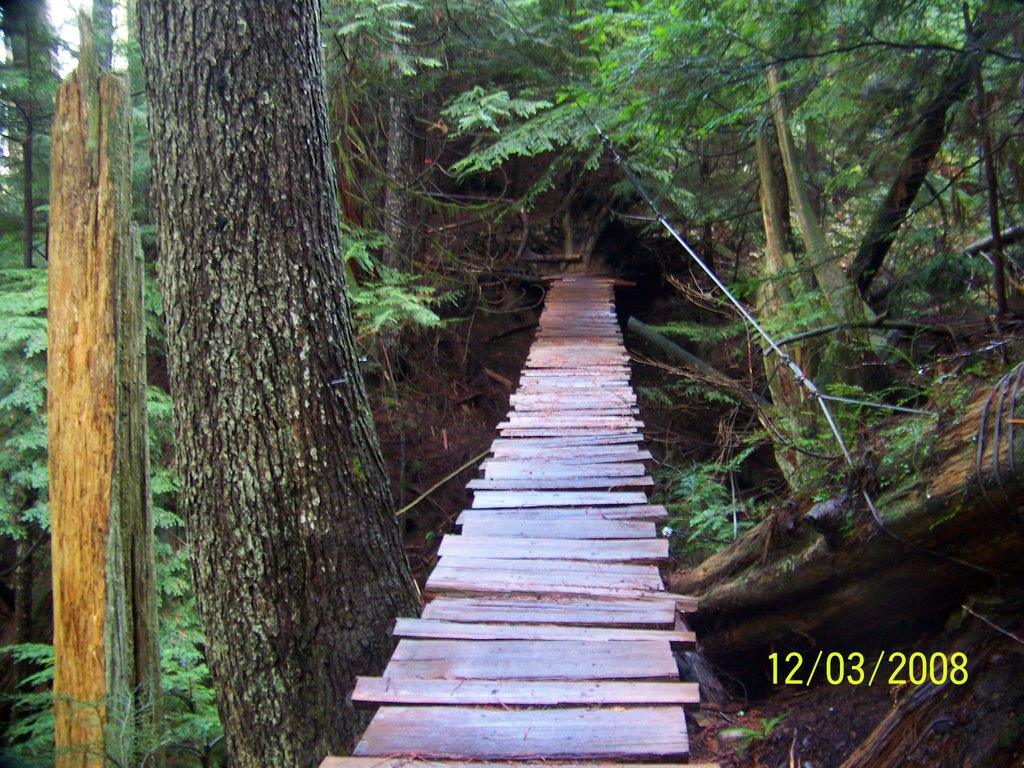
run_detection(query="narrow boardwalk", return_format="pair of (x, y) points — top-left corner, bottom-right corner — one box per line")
(323, 275), (712, 768)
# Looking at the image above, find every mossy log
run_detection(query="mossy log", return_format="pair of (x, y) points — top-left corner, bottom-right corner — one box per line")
(626, 317), (770, 410)
(673, 387), (1024, 671)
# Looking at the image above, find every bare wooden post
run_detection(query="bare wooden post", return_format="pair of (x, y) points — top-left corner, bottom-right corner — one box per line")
(48, 15), (159, 767)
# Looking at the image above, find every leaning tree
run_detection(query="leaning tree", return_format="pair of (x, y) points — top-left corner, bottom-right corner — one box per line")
(137, 1), (420, 765)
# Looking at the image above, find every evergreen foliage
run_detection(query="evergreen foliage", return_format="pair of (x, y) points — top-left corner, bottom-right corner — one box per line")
(2, 0), (1023, 759)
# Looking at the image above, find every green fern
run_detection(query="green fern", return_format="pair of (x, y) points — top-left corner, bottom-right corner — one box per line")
(449, 102), (599, 177)
(1, 644), (54, 766)
(0, 268), (49, 541)
(340, 225), (450, 335)
(442, 86), (552, 134)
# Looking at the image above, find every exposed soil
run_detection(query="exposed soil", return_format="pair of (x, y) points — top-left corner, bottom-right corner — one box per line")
(687, 680), (892, 767)
(368, 283), (543, 582)
(686, 590), (1024, 767)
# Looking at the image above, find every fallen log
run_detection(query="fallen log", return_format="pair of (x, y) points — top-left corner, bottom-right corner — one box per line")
(626, 317), (770, 410)
(673, 379), (1024, 671)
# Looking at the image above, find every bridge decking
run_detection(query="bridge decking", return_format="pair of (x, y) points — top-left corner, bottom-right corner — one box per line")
(323, 275), (713, 768)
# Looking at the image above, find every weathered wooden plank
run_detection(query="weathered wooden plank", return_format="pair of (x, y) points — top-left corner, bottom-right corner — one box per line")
(391, 618), (693, 644)
(425, 578), (696, 609)
(482, 450), (653, 467)
(528, 336), (621, 342)
(536, 321), (619, 326)
(527, 352), (628, 360)
(512, 393), (632, 401)
(498, 428), (641, 438)
(353, 706), (689, 760)
(532, 336), (622, 343)
(528, 364), (630, 372)
(511, 390), (636, 401)
(524, 364), (628, 372)
(517, 380), (633, 389)
(427, 558), (664, 595)
(536, 328), (622, 334)
(498, 417), (644, 428)
(526, 357), (628, 364)
(517, 376), (626, 387)
(489, 435), (643, 449)
(353, 677), (700, 706)
(459, 518), (657, 540)
(421, 595), (677, 626)
(467, 476), (653, 490)
(482, 462), (647, 479)
(510, 406), (640, 417)
(511, 399), (636, 408)
(434, 555), (660, 577)
(524, 346), (623, 351)
(459, 504), (668, 521)
(326, 759), (721, 768)
(511, 402), (638, 413)
(484, 455), (651, 468)
(525, 361), (629, 370)
(384, 639), (678, 681)
(489, 448), (645, 463)
(472, 490), (649, 508)
(438, 536), (667, 562)
(487, 450), (651, 464)
(521, 371), (630, 379)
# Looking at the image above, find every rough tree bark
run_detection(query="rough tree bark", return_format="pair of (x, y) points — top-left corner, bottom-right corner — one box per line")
(137, 2), (421, 766)
(673, 387), (1024, 672)
(48, 18), (158, 767)
(382, 88), (418, 268)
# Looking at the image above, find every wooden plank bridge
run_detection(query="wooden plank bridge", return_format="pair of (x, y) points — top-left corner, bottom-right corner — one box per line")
(323, 275), (713, 768)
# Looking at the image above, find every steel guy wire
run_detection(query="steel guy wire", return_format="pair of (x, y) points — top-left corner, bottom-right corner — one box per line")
(489, 1), (997, 574)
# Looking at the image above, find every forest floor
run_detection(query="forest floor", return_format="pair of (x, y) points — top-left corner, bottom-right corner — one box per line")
(688, 681), (891, 767)
(368, 285), (542, 580)
(367, 275), (1024, 768)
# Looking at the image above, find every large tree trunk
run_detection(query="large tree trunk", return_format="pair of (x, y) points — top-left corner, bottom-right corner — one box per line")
(836, 594), (1024, 768)
(138, 3), (421, 766)
(48, 19), (159, 767)
(673, 386), (1024, 672)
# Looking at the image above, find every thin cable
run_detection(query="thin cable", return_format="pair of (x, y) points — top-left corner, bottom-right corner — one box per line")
(816, 394), (937, 418)
(595, 123), (856, 463)
(494, 1), (996, 575)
